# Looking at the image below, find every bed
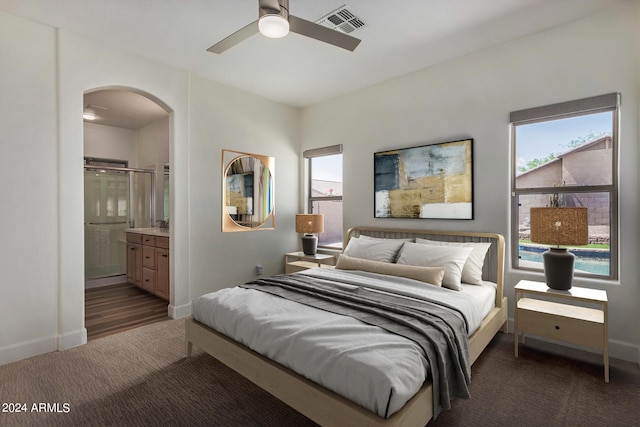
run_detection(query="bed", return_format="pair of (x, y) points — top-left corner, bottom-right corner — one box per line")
(185, 227), (507, 426)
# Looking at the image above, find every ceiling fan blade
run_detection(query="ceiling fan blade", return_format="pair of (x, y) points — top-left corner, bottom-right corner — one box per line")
(289, 15), (361, 51)
(207, 20), (260, 54)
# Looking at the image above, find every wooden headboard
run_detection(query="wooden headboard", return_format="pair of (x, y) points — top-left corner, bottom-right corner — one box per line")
(344, 227), (505, 308)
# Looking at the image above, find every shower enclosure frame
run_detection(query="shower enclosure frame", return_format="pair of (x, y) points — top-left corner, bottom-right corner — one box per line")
(84, 164), (156, 281)
(84, 164), (157, 228)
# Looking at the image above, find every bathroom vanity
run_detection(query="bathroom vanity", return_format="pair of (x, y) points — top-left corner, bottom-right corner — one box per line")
(125, 228), (169, 301)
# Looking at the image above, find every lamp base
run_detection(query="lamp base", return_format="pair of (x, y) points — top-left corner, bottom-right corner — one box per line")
(543, 247), (575, 290)
(301, 234), (318, 255)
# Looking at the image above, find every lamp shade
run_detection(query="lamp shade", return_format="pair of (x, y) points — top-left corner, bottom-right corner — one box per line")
(530, 207), (589, 246)
(295, 214), (324, 234)
(530, 207), (588, 290)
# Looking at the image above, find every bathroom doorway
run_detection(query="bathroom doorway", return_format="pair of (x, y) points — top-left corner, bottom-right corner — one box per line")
(83, 88), (170, 339)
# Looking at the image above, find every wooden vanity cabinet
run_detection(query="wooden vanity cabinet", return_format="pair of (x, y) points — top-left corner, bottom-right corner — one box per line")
(126, 234), (143, 287)
(126, 232), (169, 301)
(155, 247), (169, 300)
(154, 236), (170, 300)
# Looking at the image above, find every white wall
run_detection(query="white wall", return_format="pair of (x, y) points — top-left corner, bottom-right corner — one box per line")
(187, 74), (300, 298)
(301, 1), (640, 362)
(0, 9), (59, 362)
(2, 1), (637, 366)
(0, 9), (300, 364)
(138, 116), (170, 222)
(84, 122), (138, 164)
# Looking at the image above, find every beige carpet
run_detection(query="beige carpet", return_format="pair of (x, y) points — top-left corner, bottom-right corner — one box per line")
(1, 318), (638, 427)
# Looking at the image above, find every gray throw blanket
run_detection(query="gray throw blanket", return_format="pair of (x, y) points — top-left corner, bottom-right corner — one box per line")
(240, 273), (471, 419)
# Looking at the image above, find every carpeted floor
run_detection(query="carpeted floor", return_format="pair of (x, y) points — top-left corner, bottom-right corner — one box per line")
(1, 318), (638, 427)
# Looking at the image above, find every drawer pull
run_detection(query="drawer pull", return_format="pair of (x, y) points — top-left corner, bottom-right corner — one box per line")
(555, 325), (560, 330)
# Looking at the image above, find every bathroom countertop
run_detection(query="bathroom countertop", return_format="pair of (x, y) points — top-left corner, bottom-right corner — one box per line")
(125, 227), (170, 238)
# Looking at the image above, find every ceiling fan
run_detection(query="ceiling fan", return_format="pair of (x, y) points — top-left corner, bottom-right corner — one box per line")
(207, 0), (361, 54)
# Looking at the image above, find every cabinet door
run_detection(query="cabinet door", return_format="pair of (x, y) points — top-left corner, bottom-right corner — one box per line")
(126, 243), (143, 287)
(155, 248), (169, 301)
(142, 245), (156, 269)
(142, 267), (156, 293)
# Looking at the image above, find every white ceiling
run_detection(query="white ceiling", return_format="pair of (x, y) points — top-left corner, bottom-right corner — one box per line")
(1, 0), (626, 109)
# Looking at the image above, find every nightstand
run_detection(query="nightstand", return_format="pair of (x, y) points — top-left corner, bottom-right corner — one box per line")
(514, 280), (608, 382)
(285, 252), (336, 274)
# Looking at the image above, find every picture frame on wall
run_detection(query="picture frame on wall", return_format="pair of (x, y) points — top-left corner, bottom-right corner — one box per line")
(374, 138), (474, 219)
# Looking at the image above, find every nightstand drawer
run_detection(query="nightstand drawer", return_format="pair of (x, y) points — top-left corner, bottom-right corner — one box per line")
(518, 300), (604, 349)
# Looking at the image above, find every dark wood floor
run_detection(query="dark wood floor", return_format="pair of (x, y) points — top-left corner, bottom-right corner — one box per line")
(85, 282), (169, 340)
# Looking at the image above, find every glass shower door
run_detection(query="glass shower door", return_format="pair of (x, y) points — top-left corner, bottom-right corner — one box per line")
(84, 166), (155, 281)
(84, 170), (130, 280)
(131, 169), (154, 230)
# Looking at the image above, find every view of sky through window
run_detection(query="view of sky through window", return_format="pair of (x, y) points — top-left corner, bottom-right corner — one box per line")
(312, 154), (342, 183)
(516, 111), (612, 175)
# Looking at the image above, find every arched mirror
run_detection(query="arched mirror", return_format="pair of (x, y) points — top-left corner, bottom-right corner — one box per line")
(222, 149), (275, 232)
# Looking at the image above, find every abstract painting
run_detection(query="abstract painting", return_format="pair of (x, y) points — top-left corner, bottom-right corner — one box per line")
(374, 139), (474, 219)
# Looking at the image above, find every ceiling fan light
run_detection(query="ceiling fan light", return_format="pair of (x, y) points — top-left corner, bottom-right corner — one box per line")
(259, 14), (289, 38)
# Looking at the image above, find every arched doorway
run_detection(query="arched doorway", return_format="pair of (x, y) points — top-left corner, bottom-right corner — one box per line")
(82, 87), (172, 339)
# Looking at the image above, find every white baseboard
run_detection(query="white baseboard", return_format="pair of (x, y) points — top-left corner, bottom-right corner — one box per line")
(0, 335), (57, 366)
(168, 302), (191, 319)
(58, 328), (87, 351)
(85, 275), (127, 289)
(0, 327), (88, 366)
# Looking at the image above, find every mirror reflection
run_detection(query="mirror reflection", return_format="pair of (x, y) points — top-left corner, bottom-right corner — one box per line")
(222, 150), (275, 232)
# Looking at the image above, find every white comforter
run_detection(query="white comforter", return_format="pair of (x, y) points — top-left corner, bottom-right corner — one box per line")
(191, 268), (494, 418)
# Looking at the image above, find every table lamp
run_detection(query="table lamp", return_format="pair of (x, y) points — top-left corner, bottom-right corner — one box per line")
(295, 214), (324, 255)
(529, 207), (589, 290)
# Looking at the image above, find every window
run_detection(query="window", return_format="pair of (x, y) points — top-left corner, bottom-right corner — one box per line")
(510, 93), (619, 280)
(304, 145), (343, 249)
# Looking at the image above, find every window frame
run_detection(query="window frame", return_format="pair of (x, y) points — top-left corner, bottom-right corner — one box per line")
(304, 144), (343, 249)
(510, 93), (619, 280)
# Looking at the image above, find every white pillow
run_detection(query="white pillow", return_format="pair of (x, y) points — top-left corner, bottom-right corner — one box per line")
(336, 254), (444, 287)
(359, 235), (415, 243)
(396, 242), (473, 290)
(416, 238), (491, 286)
(343, 237), (405, 263)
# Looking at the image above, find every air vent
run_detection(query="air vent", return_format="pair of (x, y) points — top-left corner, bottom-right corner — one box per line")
(316, 5), (365, 35)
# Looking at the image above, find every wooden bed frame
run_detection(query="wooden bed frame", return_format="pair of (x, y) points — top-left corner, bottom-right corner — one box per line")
(186, 227), (508, 426)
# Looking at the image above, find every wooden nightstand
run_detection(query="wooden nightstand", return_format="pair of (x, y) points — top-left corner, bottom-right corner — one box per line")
(285, 252), (336, 274)
(514, 280), (609, 382)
